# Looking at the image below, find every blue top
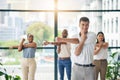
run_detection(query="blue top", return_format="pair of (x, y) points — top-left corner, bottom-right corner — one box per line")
(23, 47), (36, 58)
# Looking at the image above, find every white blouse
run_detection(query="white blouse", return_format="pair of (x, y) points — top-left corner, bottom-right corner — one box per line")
(94, 47), (108, 60)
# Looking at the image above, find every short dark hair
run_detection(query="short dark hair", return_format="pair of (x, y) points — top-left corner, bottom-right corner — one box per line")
(63, 29), (68, 33)
(27, 33), (34, 38)
(79, 17), (89, 23)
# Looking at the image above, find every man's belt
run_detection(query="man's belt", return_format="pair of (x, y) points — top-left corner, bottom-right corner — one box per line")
(59, 57), (70, 60)
(75, 63), (95, 67)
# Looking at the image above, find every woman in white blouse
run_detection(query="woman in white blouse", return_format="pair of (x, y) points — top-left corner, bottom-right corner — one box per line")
(94, 31), (109, 80)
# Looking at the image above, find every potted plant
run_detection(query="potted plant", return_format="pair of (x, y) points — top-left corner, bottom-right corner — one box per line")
(0, 63), (21, 80)
(106, 52), (120, 80)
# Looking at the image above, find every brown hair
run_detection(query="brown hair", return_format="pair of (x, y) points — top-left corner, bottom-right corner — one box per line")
(79, 17), (90, 23)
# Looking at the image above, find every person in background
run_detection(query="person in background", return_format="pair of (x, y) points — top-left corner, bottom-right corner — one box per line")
(43, 29), (71, 80)
(94, 31), (108, 80)
(10, 33), (37, 80)
(56, 17), (96, 80)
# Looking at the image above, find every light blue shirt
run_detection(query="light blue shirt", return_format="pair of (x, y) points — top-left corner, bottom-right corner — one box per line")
(23, 47), (36, 58)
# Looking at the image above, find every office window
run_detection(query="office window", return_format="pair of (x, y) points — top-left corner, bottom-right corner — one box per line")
(1, 0), (54, 10)
(0, 12), (54, 47)
(0, 12), (55, 80)
(1, 0), (120, 80)
(58, 12), (103, 34)
(58, 0), (103, 10)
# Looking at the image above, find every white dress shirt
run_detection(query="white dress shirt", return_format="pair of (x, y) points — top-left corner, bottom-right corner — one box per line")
(72, 32), (96, 64)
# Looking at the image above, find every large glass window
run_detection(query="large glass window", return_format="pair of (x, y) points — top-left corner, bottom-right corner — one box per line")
(0, 0), (54, 10)
(58, 12), (102, 35)
(58, 0), (103, 10)
(0, 0), (120, 80)
(0, 12), (54, 47)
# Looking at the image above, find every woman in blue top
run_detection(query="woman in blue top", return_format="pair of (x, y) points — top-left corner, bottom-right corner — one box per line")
(10, 33), (37, 80)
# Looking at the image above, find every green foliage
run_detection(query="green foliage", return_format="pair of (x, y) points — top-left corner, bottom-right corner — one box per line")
(58, 30), (62, 37)
(4, 59), (20, 65)
(0, 22), (54, 47)
(0, 63), (21, 80)
(0, 40), (19, 47)
(106, 52), (120, 80)
(26, 22), (54, 46)
(0, 50), (21, 65)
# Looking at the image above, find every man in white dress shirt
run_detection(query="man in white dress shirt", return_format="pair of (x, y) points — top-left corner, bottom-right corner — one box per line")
(56, 17), (96, 80)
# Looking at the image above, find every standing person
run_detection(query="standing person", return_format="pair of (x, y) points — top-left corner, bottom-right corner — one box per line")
(10, 33), (37, 80)
(94, 32), (108, 80)
(43, 29), (71, 80)
(56, 17), (96, 80)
